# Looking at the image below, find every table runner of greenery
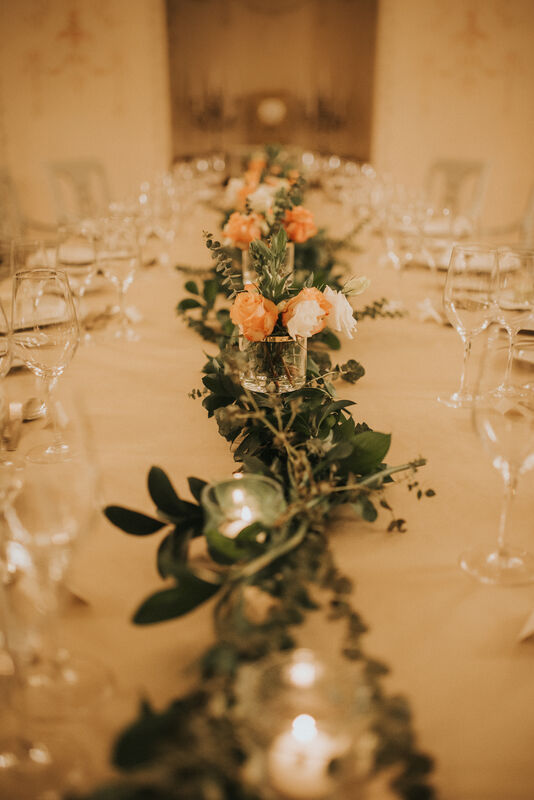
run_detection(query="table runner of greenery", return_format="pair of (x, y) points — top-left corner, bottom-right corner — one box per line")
(78, 155), (436, 800)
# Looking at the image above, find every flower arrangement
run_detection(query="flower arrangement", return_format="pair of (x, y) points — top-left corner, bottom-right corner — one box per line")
(226, 229), (368, 392)
(230, 230), (368, 342)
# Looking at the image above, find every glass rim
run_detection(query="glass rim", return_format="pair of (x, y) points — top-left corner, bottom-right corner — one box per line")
(13, 266), (68, 280)
(450, 242), (497, 254)
(239, 334), (305, 344)
(201, 473), (285, 513)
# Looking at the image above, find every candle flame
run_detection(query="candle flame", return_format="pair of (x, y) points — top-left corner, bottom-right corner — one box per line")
(288, 661), (317, 689)
(291, 714), (317, 744)
(232, 488), (246, 504)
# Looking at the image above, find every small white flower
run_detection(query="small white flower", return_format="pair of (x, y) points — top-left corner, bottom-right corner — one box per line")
(247, 183), (278, 215)
(223, 178), (245, 209)
(287, 299), (324, 339)
(343, 275), (370, 296)
(323, 286), (357, 339)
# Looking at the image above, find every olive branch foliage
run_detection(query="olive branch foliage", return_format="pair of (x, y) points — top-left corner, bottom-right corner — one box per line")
(76, 169), (435, 800)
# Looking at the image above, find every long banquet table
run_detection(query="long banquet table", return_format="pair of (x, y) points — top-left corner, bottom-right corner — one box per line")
(6, 194), (534, 800)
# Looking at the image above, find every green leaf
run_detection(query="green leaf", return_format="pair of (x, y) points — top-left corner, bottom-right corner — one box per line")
(351, 496), (378, 522)
(156, 528), (192, 578)
(147, 467), (201, 523)
(184, 280), (199, 295)
(133, 571), (219, 624)
(187, 476), (208, 503)
(177, 298), (203, 312)
(319, 329), (341, 350)
(104, 506), (166, 535)
(349, 431), (391, 475)
(317, 399), (355, 431)
(203, 279), (219, 307)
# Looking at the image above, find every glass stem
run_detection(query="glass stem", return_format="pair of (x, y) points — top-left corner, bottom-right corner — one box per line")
(458, 336), (472, 397)
(44, 377), (62, 448)
(497, 470), (518, 555)
(503, 329), (515, 386)
(117, 284), (128, 331)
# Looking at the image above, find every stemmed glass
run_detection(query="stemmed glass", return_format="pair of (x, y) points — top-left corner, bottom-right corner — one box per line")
(0, 394), (100, 797)
(7, 384), (113, 716)
(56, 223), (98, 344)
(98, 216), (140, 342)
(11, 268), (80, 462)
(494, 247), (534, 392)
(438, 244), (497, 408)
(459, 322), (534, 584)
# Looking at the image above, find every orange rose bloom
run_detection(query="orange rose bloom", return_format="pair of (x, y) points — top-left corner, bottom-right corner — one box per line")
(247, 157), (267, 174)
(236, 182), (254, 210)
(283, 206), (318, 243)
(223, 212), (263, 250)
(281, 287), (331, 336)
(230, 285), (278, 342)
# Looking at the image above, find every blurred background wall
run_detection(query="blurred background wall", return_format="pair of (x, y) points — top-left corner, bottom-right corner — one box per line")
(373, 0), (534, 228)
(0, 0), (533, 229)
(0, 0), (172, 224)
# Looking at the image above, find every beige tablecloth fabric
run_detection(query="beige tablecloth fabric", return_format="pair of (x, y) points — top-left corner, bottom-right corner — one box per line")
(6, 198), (534, 799)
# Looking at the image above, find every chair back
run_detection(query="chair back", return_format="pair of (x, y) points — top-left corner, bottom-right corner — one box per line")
(46, 159), (110, 224)
(424, 158), (490, 223)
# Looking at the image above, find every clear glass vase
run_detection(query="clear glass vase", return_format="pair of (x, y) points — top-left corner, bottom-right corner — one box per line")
(239, 334), (307, 393)
(242, 242), (295, 285)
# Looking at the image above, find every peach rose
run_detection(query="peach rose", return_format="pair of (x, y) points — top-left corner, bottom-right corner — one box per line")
(230, 285), (278, 342)
(236, 182), (255, 210)
(247, 157), (267, 175)
(282, 287), (332, 339)
(223, 212), (263, 250)
(282, 206), (318, 243)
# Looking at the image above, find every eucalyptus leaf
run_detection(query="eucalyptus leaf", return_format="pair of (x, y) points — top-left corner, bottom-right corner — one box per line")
(187, 476), (208, 503)
(105, 506), (166, 536)
(133, 571), (219, 625)
(148, 467), (200, 522)
(348, 431), (391, 475)
(177, 298), (203, 312)
(184, 280), (199, 295)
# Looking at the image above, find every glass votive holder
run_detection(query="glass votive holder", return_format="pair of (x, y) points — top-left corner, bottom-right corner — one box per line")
(201, 474), (286, 540)
(236, 648), (374, 800)
(238, 334), (307, 394)
(242, 242), (295, 285)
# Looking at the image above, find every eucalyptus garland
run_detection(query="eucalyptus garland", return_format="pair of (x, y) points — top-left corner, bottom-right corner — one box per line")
(76, 177), (436, 800)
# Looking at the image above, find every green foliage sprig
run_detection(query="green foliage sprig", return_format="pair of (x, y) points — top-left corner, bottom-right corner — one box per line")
(77, 152), (436, 800)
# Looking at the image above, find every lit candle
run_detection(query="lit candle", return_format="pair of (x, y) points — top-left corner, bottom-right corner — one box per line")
(267, 714), (348, 799)
(220, 502), (254, 539)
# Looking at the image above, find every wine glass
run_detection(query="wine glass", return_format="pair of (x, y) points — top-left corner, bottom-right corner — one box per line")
(98, 216), (140, 341)
(459, 322), (534, 584)
(0, 449), (95, 797)
(494, 246), (534, 392)
(11, 268), (80, 462)
(438, 244), (497, 408)
(56, 223), (98, 344)
(5, 382), (113, 717)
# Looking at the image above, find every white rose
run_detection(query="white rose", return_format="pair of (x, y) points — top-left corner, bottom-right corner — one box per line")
(224, 178), (245, 209)
(323, 286), (357, 339)
(287, 299), (325, 339)
(247, 183), (278, 215)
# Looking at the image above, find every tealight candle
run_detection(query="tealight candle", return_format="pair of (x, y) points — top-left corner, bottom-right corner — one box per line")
(201, 475), (286, 541)
(220, 502), (255, 538)
(267, 714), (348, 800)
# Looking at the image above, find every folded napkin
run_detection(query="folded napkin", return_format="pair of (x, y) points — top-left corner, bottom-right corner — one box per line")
(416, 297), (448, 325)
(518, 609), (534, 642)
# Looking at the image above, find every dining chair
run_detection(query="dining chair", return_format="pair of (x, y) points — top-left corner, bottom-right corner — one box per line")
(46, 158), (111, 224)
(424, 158), (490, 224)
(481, 182), (534, 245)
